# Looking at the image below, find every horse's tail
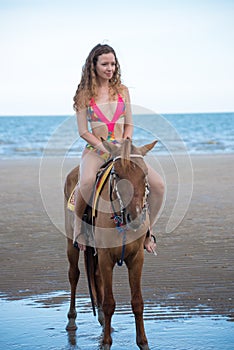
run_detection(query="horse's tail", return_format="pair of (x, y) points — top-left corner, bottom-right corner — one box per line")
(84, 247), (98, 316)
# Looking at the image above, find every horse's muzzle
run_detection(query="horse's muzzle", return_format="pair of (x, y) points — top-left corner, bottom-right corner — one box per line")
(126, 207), (147, 231)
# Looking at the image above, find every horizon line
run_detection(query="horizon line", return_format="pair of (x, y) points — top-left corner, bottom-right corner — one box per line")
(0, 110), (234, 117)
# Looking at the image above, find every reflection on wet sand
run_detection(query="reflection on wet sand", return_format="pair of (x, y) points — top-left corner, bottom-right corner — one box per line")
(0, 292), (233, 350)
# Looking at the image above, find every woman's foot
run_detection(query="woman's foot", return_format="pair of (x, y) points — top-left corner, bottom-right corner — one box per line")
(73, 232), (87, 251)
(78, 243), (86, 251)
(144, 232), (157, 255)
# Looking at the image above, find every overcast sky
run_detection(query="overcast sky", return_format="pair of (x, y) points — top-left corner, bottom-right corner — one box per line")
(0, 0), (234, 115)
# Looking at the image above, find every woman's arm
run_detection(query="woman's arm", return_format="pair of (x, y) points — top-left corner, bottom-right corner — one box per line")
(76, 108), (108, 153)
(122, 86), (133, 139)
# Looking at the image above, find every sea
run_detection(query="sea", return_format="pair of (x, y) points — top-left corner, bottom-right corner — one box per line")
(0, 112), (233, 159)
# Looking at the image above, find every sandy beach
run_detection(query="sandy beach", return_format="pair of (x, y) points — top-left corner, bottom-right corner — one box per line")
(0, 155), (233, 318)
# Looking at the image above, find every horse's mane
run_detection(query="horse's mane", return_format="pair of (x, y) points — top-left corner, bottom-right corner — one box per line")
(120, 138), (132, 170)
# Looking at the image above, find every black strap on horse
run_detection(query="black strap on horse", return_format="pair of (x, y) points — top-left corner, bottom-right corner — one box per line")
(85, 246), (96, 317)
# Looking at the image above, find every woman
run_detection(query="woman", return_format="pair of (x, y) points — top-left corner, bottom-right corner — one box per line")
(73, 43), (164, 253)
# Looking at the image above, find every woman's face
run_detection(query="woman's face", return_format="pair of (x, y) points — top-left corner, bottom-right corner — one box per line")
(95, 53), (116, 81)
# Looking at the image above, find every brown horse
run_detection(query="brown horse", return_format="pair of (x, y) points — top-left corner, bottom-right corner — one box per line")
(64, 139), (157, 350)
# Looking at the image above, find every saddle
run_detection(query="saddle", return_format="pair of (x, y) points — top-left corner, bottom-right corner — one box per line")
(67, 160), (114, 217)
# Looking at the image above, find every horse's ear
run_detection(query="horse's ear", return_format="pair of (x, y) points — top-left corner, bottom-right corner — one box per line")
(101, 138), (120, 156)
(138, 140), (158, 156)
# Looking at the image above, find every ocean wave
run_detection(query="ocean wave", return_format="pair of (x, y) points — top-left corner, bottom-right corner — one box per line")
(0, 113), (234, 158)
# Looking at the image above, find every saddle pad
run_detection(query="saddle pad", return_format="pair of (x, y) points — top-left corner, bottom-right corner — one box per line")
(67, 185), (77, 212)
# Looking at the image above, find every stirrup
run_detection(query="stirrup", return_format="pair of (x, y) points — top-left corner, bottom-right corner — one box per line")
(73, 241), (79, 249)
(145, 229), (156, 243)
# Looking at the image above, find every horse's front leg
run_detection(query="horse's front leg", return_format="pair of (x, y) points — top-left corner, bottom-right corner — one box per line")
(126, 249), (150, 350)
(98, 252), (115, 349)
(66, 238), (80, 331)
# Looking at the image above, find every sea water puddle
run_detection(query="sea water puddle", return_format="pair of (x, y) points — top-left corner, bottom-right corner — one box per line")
(0, 291), (233, 350)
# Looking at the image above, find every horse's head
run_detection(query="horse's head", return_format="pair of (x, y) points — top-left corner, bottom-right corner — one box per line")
(102, 138), (157, 230)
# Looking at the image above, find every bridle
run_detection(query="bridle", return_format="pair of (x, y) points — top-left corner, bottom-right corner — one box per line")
(109, 154), (150, 233)
(108, 154), (149, 266)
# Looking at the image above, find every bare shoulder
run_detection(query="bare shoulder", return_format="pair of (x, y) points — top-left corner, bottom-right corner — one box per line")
(75, 89), (89, 111)
(119, 84), (130, 102)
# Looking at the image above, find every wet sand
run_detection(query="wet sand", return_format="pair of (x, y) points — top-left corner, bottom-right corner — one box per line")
(0, 155), (233, 318)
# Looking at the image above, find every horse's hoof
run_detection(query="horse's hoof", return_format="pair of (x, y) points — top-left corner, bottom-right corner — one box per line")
(101, 345), (111, 350)
(66, 319), (77, 331)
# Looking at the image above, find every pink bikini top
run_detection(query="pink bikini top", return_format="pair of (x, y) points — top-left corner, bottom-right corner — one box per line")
(87, 94), (126, 140)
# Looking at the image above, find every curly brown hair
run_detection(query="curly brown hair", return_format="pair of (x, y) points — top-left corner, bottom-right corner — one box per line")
(73, 44), (123, 111)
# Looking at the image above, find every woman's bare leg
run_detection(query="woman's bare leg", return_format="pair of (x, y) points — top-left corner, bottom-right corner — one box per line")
(144, 163), (165, 253)
(74, 149), (104, 250)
